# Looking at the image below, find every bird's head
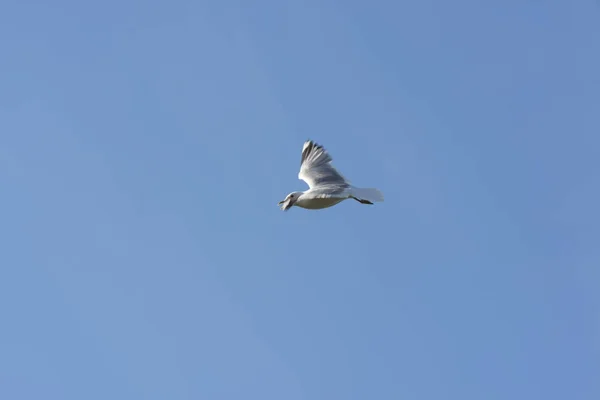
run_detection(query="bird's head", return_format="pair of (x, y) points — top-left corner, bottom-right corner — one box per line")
(278, 192), (302, 211)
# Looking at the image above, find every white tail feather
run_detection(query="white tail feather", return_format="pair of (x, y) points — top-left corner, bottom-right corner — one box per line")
(350, 187), (384, 203)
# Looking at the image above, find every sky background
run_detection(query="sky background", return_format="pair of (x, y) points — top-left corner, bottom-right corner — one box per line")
(1, 0), (599, 399)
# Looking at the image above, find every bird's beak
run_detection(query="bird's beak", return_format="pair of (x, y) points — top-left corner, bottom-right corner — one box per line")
(278, 198), (292, 211)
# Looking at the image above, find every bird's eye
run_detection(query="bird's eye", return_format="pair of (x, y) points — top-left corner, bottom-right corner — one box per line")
(290, 194), (294, 198)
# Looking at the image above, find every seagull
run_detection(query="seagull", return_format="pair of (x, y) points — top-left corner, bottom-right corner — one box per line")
(278, 140), (384, 211)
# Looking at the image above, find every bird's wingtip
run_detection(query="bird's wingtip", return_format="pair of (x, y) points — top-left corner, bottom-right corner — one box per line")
(302, 140), (313, 152)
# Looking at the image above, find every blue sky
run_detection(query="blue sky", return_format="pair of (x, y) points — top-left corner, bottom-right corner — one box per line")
(1, 0), (599, 399)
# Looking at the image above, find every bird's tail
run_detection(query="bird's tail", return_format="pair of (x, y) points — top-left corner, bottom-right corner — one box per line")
(350, 187), (384, 204)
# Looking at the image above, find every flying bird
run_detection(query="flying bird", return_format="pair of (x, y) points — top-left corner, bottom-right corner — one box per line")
(278, 140), (384, 211)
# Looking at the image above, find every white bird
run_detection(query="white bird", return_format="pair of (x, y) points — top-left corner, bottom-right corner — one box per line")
(278, 140), (384, 211)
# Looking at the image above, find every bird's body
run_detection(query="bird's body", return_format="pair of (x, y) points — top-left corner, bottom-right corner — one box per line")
(296, 195), (346, 210)
(278, 140), (384, 211)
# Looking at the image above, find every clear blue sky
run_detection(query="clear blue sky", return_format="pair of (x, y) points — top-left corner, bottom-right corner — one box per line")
(1, 1), (599, 399)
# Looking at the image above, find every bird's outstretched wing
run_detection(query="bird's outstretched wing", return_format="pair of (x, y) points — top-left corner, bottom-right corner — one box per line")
(298, 140), (349, 189)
